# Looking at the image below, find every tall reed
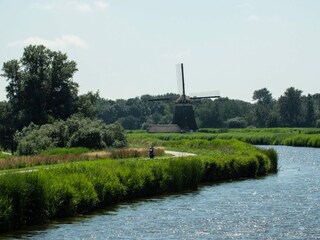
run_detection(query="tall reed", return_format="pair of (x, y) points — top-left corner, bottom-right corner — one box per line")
(0, 147), (165, 171)
(0, 139), (277, 232)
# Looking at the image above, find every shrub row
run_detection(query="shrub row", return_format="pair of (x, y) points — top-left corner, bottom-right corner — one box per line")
(14, 115), (127, 155)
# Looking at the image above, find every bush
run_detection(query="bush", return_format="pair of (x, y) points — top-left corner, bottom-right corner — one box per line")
(16, 132), (54, 156)
(14, 116), (127, 155)
(225, 117), (247, 128)
(68, 127), (106, 149)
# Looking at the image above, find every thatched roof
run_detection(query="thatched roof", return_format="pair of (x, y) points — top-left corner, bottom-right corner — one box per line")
(147, 124), (182, 133)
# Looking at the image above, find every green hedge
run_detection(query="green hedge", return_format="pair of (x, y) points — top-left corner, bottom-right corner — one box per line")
(14, 116), (127, 155)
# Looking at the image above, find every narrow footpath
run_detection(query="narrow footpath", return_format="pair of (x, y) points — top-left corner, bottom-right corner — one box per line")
(164, 150), (196, 157)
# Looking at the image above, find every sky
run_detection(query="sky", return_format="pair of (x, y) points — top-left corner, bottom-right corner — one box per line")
(1, 0), (320, 102)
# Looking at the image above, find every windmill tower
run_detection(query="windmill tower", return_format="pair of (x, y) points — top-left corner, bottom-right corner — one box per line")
(148, 63), (220, 133)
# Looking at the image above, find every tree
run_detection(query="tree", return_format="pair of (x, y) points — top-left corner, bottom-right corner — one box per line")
(194, 99), (223, 128)
(0, 101), (15, 151)
(278, 87), (303, 127)
(76, 91), (100, 119)
(225, 117), (247, 128)
(214, 98), (253, 126)
(1, 45), (78, 129)
(253, 88), (273, 105)
(312, 94), (320, 125)
(252, 88), (275, 127)
(302, 94), (315, 127)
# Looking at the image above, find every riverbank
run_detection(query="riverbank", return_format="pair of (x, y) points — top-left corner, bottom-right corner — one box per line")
(0, 139), (277, 233)
(128, 128), (320, 148)
(202, 128), (320, 147)
(8, 145), (316, 240)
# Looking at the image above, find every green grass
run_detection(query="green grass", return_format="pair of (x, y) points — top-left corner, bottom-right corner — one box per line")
(39, 147), (91, 156)
(129, 128), (320, 148)
(0, 147), (165, 171)
(0, 152), (11, 159)
(0, 137), (277, 232)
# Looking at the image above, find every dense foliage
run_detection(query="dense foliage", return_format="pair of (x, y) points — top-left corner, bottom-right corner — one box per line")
(0, 138), (277, 232)
(0, 45), (99, 151)
(96, 88), (320, 130)
(1, 45), (78, 127)
(14, 115), (127, 155)
(97, 95), (253, 130)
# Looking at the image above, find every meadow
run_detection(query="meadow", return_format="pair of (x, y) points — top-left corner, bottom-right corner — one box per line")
(0, 147), (165, 171)
(129, 127), (320, 148)
(0, 133), (277, 232)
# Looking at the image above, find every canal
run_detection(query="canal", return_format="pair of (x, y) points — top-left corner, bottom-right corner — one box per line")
(3, 146), (320, 239)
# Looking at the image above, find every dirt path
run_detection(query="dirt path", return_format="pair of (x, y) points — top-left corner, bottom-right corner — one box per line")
(0, 150), (196, 175)
(164, 150), (196, 157)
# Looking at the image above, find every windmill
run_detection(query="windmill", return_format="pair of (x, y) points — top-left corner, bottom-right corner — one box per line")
(148, 63), (220, 133)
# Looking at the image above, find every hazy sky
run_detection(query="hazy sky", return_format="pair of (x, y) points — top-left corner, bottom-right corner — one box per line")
(1, 0), (320, 102)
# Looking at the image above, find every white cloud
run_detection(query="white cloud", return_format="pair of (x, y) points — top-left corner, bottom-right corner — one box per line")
(237, 3), (255, 10)
(162, 50), (192, 59)
(32, 0), (109, 12)
(94, 0), (109, 11)
(8, 35), (88, 49)
(74, 3), (93, 12)
(32, 2), (54, 10)
(247, 15), (260, 22)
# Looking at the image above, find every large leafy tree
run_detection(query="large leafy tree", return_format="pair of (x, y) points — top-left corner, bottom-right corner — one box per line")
(1, 45), (78, 129)
(194, 99), (222, 128)
(278, 87), (303, 127)
(253, 88), (273, 105)
(0, 101), (15, 151)
(252, 88), (275, 127)
(301, 94), (315, 127)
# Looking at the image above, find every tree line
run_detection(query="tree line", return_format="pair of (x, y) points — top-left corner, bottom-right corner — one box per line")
(1, 45), (320, 152)
(97, 88), (320, 130)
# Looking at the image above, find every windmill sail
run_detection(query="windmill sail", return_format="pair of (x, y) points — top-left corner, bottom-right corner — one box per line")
(176, 63), (183, 95)
(147, 63), (221, 132)
(190, 90), (220, 99)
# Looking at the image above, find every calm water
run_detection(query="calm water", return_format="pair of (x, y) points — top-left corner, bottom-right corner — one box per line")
(3, 146), (320, 239)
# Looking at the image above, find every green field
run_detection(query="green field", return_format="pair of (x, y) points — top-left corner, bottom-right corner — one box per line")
(128, 128), (320, 148)
(0, 133), (277, 233)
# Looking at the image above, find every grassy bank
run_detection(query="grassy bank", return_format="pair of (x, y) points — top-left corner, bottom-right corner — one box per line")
(0, 138), (277, 232)
(129, 128), (320, 148)
(0, 147), (165, 171)
(209, 128), (320, 147)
